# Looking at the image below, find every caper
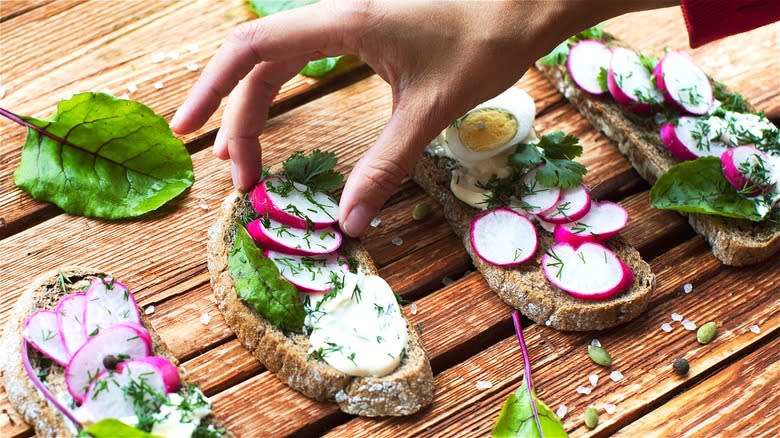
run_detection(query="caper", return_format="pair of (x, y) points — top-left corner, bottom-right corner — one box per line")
(584, 406), (599, 429)
(588, 345), (613, 367)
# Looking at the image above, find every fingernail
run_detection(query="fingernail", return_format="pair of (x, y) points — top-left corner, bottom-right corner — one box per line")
(342, 203), (374, 237)
(171, 109), (183, 130)
(231, 163), (240, 189)
(213, 128), (224, 154)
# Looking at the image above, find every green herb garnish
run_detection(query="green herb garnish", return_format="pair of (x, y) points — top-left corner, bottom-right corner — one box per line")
(282, 149), (344, 192)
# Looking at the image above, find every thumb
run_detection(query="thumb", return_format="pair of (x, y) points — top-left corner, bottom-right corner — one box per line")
(339, 96), (446, 237)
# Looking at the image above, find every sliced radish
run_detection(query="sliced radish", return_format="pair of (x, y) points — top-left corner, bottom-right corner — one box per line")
(66, 323), (152, 403)
(250, 176), (339, 229)
(721, 146), (772, 196)
(660, 117), (729, 161)
(553, 201), (628, 246)
(23, 310), (70, 366)
(56, 293), (88, 356)
(567, 40), (612, 95)
(534, 216), (558, 234)
(470, 208), (538, 266)
(265, 250), (349, 293)
(120, 356), (181, 394)
(520, 168), (562, 214)
(246, 217), (342, 255)
(654, 51), (713, 115)
(84, 278), (141, 338)
(537, 184), (591, 224)
(607, 47), (664, 114)
(542, 242), (632, 300)
(82, 360), (167, 423)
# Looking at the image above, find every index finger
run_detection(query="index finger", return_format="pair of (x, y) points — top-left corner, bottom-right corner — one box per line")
(172, 2), (347, 134)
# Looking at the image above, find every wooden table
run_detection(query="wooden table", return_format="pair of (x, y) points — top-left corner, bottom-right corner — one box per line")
(1, 2), (778, 436)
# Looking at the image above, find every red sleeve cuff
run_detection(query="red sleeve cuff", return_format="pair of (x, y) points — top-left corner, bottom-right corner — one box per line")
(681, 0), (780, 47)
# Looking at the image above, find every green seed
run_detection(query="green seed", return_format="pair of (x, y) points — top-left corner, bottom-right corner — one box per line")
(696, 321), (718, 345)
(673, 358), (689, 376)
(584, 407), (599, 429)
(588, 345), (613, 367)
(412, 202), (431, 220)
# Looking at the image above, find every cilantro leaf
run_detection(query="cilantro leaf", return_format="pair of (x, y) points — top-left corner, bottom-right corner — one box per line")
(536, 158), (587, 189)
(535, 131), (582, 160)
(282, 150), (344, 192)
(597, 67), (609, 92)
(510, 144), (545, 169)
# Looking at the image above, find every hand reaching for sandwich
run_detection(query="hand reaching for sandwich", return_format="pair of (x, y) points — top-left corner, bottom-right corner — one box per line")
(171, 0), (677, 237)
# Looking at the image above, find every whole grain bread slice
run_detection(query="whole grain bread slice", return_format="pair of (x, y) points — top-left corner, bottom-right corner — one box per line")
(536, 34), (780, 266)
(206, 190), (435, 416)
(0, 267), (227, 437)
(411, 153), (655, 331)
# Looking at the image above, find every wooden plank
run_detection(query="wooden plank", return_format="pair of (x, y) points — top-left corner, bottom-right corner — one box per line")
(0, 0), (59, 21)
(614, 336), (780, 437)
(325, 236), (778, 436)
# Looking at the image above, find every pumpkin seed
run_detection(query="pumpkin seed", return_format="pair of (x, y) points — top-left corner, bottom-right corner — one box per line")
(412, 202), (431, 220)
(588, 345), (613, 367)
(584, 406), (599, 429)
(696, 321), (718, 344)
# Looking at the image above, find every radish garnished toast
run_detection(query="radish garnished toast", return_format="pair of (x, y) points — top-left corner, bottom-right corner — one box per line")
(412, 87), (655, 331)
(207, 151), (434, 416)
(0, 268), (228, 438)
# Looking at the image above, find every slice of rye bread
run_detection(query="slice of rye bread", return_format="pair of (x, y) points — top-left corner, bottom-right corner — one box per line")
(536, 33), (780, 266)
(206, 190), (435, 416)
(0, 267), (228, 437)
(411, 153), (655, 331)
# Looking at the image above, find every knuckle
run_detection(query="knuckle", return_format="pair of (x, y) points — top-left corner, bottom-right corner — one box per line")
(361, 156), (408, 196)
(229, 22), (261, 45)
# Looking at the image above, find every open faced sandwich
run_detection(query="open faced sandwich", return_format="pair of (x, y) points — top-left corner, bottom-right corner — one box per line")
(0, 267), (227, 437)
(536, 27), (780, 266)
(412, 87), (656, 331)
(207, 151), (434, 416)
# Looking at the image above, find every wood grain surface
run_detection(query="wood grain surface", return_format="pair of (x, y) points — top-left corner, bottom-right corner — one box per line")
(0, 2), (778, 437)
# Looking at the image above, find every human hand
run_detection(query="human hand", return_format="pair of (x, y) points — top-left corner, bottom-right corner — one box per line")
(172, 0), (675, 236)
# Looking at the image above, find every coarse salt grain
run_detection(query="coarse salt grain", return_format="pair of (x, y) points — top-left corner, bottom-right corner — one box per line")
(609, 371), (623, 382)
(199, 312), (211, 325)
(683, 283), (693, 294)
(588, 374), (599, 387)
(682, 319), (697, 331)
(186, 63), (200, 72)
(127, 83), (138, 93)
(153, 81), (164, 90)
(660, 323), (673, 333)
(119, 94), (130, 100)
(749, 324), (761, 334)
(198, 198), (209, 210)
(391, 237), (403, 246)
(151, 52), (166, 63)
(0, 85), (6, 99)
(475, 380), (492, 390)
(556, 404), (568, 419)
(671, 312), (683, 321)
(186, 43), (200, 53)
(602, 403), (617, 415)
(591, 339), (601, 347)
(442, 277), (455, 286)
(168, 51), (180, 60)
(410, 303), (418, 315)
(369, 217), (382, 227)
(576, 386), (592, 395)
(144, 305), (155, 315)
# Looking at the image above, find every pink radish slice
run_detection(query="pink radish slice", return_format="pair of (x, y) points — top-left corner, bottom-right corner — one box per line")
(82, 360), (167, 423)
(250, 177), (339, 229)
(537, 184), (592, 224)
(520, 168), (562, 214)
(654, 51), (713, 115)
(470, 208), (538, 267)
(21, 341), (82, 428)
(542, 242), (632, 300)
(721, 146), (772, 196)
(265, 250), (349, 293)
(660, 117), (729, 161)
(607, 47), (664, 114)
(65, 323), (152, 403)
(534, 216), (558, 234)
(119, 356), (181, 394)
(84, 278), (141, 338)
(246, 217), (342, 256)
(23, 310), (70, 366)
(553, 201), (628, 246)
(56, 293), (88, 356)
(567, 40), (612, 95)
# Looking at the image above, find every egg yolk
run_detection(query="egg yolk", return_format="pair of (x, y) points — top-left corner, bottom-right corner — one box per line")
(457, 107), (518, 152)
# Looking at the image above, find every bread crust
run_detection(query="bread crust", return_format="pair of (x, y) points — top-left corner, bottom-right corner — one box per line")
(536, 35), (780, 266)
(411, 153), (656, 331)
(0, 267), (226, 437)
(206, 190), (434, 417)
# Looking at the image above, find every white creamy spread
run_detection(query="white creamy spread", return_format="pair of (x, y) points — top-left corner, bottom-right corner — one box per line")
(694, 108), (776, 150)
(304, 271), (408, 377)
(150, 392), (213, 437)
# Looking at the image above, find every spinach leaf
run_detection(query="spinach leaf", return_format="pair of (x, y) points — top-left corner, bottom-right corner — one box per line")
(81, 419), (161, 438)
(650, 157), (766, 221)
(538, 24), (604, 66)
(492, 383), (568, 438)
(7, 93), (193, 219)
(228, 221), (306, 332)
(247, 0), (342, 77)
